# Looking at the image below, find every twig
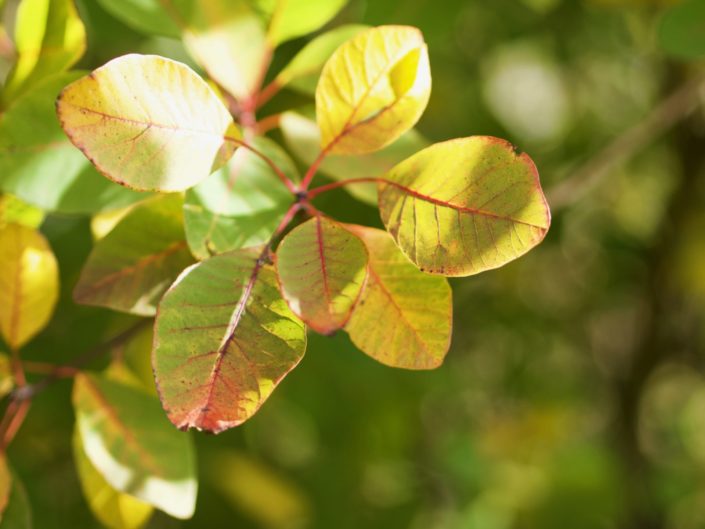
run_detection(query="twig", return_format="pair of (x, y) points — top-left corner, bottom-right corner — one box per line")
(548, 72), (705, 209)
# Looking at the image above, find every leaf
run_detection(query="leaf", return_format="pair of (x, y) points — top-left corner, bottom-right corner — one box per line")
(659, 0), (705, 59)
(378, 136), (551, 277)
(96, 0), (180, 38)
(0, 354), (13, 399)
(315, 25), (431, 155)
(1, 0), (86, 106)
(274, 25), (367, 95)
(74, 194), (195, 317)
(178, 0), (268, 101)
(0, 195), (43, 229)
(72, 373), (197, 519)
(73, 430), (153, 529)
(263, 0), (347, 46)
(184, 137), (295, 260)
(275, 216), (368, 334)
(280, 110), (426, 205)
(0, 72), (145, 214)
(344, 226), (452, 369)
(57, 54), (238, 192)
(0, 456), (10, 519)
(0, 471), (31, 529)
(0, 223), (58, 349)
(153, 248), (306, 433)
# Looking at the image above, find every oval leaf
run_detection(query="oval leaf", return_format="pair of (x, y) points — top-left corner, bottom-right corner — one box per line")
(264, 0), (347, 46)
(153, 248), (307, 433)
(184, 137), (295, 260)
(315, 25), (431, 155)
(378, 136), (551, 276)
(72, 373), (197, 519)
(74, 194), (195, 316)
(0, 223), (59, 349)
(345, 226), (451, 369)
(57, 54), (237, 192)
(379, 137), (551, 277)
(275, 216), (368, 334)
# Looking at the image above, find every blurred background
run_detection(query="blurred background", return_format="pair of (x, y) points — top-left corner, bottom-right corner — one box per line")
(5, 0), (705, 528)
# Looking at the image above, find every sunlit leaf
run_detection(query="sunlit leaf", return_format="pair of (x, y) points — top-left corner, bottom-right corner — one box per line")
(184, 137), (295, 260)
(276, 216), (368, 334)
(57, 54), (238, 192)
(0, 72), (144, 213)
(1, 0), (85, 106)
(262, 0), (347, 46)
(96, 0), (180, 38)
(379, 137), (551, 276)
(275, 25), (367, 95)
(0, 354), (13, 399)
(0, 471), (31, 529)
(153, 248), (306, 433)
(74, 194), (194, 317)
(73, 430), (153, 529)
(0, 195), (43, 229)
(280, 110), (426, 205)
(659, 0), (705, 59)
(316, 25), (431, 155)
(179, 0), (268, 101)
(345, 226), (451, 369)
(0, 223), (58, 349)
(0, 456), (10, 518)
(72, 373), (197, 519)
(90, 205), (136, 241)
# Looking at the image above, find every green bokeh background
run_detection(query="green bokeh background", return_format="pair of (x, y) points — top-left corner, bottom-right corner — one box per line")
(5, 0), (705, 528)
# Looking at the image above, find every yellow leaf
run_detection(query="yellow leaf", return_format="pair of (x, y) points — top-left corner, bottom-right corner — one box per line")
(57, 54), (238, 192)
(0, 354), (14, 399)
(2, 0), (86, 106)
(265, 0), (347, 46)
(0, 455), (11, 519)
(315, 25), (431, 155)
(0, 223), (59, 349)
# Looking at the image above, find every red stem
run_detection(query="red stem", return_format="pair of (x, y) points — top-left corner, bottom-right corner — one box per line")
(301, 147), (331, 190)
(307, 177), (385, 199)
(227, 137), (299, 193)
(256, 80), (283, 109)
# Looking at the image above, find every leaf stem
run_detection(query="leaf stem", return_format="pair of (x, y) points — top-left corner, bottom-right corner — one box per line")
(256, 79), (283, 109)
(228, 137), (299, 193)
(255, 113), (282, 135)
(301, 146), (332, 190)
(307, 177), (385, 199)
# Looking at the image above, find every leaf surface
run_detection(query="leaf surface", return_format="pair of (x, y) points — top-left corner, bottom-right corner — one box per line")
(0, 471), (31, 529)
(0, 195), (43, 229)
(280, 110), (426, 205)
(0, 223), (58, 349)
(315, 25), (431, 155)
(0, 73), (144, 213)
(74, 194), (194, 316)
(659, 0), (705, 59)
(0, 456), (10, 519)
(72, 373), (197, 519)
(96, 0), (180, 38)
(276, 216), (368, 334)
(73, 430), (153, 529)
(57, 54), (237, 192)
(345, 226), (451, 369)
(2, 0), (85, 106)
(263, 0), (347, 46)
(153, 248), (306, 433)
(379, 136), (551, 276)
(184, 137), (295, 260)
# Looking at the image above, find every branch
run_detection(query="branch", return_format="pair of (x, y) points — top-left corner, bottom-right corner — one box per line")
(548, 72), (705, 210)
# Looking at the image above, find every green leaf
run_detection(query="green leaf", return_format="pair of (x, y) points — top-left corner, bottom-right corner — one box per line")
(659, 0), (705, 59)
(1, 0), (86, 106)
(0, 456), (10, 518)
(345, 226), (452, 369)
(263, 0), (347, 46)
(74, 194), (194, 317)
(57, 54), (238, 192)
(96, 0), (180, 38)
(0, 72), (145, 213)
(184, 137), (295, 260)
(0, 195), (43, 229)
(72, 373), (197, 519)
(280, 110), (426, 205)
(0, 471), (31, 529)
(274, 25), (367, 95)
(0, 223), (59, 349)
(315, 25), (431, 155)
(153, 248), (306, 433)
(178, 0), (268, 101)
(275, 216), (368, 334)
(73, 430), (153, 529)
(379, 136), (551, 277)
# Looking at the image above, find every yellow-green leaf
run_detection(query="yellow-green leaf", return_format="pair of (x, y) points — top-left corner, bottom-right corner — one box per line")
(0, 223), (58, 349)
(379, 137), (551, 277)
(0, 354), (13, 399)
(73, 373), (197, 519)
(345, 226), (452, 369)
(276, 216), (367, 334)
(315, 25), (431, 155)
(2, 0), (86, 106)
(0, 195), (43, 229)
(96, 0), (180, 38)
(73, 430), (153, 529)
(0, 469), (31, 529)
(264, 0), (347, 46)
(57, 54), (238, 192)
(0, 456), (10, 519)
(153, 248), (306, 433)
